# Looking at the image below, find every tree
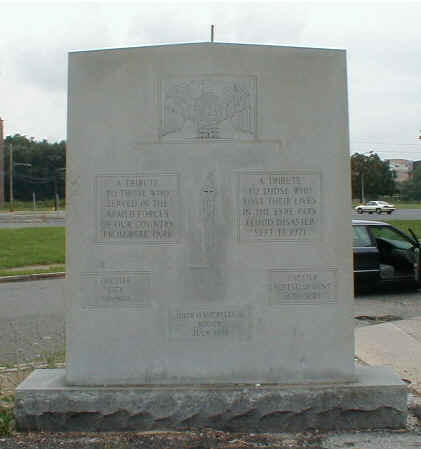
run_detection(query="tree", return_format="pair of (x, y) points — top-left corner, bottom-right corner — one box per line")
(3, 134), (66, 202)
(351, 152), (395, 201)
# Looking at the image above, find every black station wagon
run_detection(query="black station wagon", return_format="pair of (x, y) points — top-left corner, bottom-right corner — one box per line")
(353, 219), (421, 292)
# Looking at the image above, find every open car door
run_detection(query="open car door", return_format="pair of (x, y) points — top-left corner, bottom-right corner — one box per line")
(408, 228), (421, 283)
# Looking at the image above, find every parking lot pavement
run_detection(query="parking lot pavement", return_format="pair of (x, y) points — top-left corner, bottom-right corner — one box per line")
(2, 279), (421, 369)
(0, 279), (65, 364)
(355, 287), (421, 322)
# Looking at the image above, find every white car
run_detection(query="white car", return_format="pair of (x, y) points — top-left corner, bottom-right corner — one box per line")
(355, 201), (395, 215)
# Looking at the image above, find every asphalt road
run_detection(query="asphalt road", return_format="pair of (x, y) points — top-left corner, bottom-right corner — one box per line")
(0, 211), (65, 228)
(352, 208), (421, 220)
(0, 209), (420, 229)
(0, 209), (419, 229)
(2, 278), (421, 365)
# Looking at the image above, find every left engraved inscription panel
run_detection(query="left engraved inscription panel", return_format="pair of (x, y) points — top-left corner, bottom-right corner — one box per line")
(81, 271), (152, 308)
(96, 173), (179, 243)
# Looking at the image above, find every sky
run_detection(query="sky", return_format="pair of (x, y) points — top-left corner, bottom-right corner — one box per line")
(1, 1), (421, 160)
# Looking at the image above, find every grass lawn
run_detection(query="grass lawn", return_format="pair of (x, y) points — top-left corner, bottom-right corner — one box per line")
(383, 219), (421, 237)
(389, 202), (421, 209)
(0, 227), (65, 273)
(1, 221), (421, 278)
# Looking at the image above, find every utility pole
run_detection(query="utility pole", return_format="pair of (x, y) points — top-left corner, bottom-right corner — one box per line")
(9, 143), (13, 211)
(359, 150), (373, 204)
(0, 118), (4, 207)
(361, 172), (365, 204)
(8, 144), (31, 212)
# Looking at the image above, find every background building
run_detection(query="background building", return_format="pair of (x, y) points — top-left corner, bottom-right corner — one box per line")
(412, 160), (421, 173)
(386, 159), (413, 183)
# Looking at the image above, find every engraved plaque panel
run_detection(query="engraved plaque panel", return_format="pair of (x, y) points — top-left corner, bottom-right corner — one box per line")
(168, 306), (251, 341)
(160, 77), (257, 141)
(96, 173), (179, 243)
(81, 271), (151, 308)
(237, 171), (321, 241)
(268, 269), (336, 305)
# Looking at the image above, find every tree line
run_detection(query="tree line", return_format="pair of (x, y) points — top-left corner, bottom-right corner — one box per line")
(3, 134), (65, 202)
(351, 153), (421, 202)
(351, 152), (395, 201)
(2, 136), (421, 203)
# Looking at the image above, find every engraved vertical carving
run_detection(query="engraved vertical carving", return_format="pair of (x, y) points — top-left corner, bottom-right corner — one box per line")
(200, 171), (217, 265)
(187, 170), (226, 301)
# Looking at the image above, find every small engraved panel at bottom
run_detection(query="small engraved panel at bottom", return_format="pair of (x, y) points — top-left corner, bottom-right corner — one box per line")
(81, 271), (151, 308)
(268, 269), (336, 305)
(168, 306), (251, 341)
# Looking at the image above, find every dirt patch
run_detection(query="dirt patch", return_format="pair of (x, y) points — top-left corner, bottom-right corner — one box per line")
(355, 314), (402, 323)
(0, 429), (326, 449)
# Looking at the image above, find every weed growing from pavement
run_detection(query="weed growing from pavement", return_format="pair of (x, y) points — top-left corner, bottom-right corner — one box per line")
(40, 350), (65, 369)
(0, 350), (65, 436)
(103, 442), (129, 449)
(0, 394), (14, 436)
(0, 315), (66, 436)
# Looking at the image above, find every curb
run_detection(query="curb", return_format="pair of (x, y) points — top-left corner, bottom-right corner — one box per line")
(0, 272), (65, 283)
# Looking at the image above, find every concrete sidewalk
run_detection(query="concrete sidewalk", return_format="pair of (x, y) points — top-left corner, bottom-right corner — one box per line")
(355, 316), (421, 394)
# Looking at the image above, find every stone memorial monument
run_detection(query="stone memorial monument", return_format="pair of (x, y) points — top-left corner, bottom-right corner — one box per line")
(16, 42), (407, 431)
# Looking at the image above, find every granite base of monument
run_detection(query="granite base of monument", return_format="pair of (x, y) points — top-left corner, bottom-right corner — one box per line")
(16, 366), (407, 432)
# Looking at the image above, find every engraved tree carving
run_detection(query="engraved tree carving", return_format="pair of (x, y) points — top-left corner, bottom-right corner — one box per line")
(161, 79), (255, 139)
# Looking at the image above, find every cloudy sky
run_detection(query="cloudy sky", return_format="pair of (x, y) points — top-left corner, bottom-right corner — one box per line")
(1, 1), (421, 160)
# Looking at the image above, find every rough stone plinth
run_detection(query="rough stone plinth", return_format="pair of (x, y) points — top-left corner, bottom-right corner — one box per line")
(16, 366), (407, 432)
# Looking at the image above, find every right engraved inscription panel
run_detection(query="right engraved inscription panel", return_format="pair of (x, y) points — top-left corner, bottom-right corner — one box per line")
(237, 171), (321, 241)
(268, 269), (337, 305)
(160, 77), (257, 141)
(96, 173), (179, 243)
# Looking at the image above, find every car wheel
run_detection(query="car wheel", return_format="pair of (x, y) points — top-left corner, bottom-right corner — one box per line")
(369, 211), (373, 214)
(387, 211), (392, 215)
(376, 208), (382, 214)
(357, 209), (363, 214)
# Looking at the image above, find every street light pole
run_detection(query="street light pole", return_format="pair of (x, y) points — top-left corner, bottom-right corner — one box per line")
(8, 143), (32, 212)
(361, 172), (365, 204)
(54, 167), (66, 211)
(359, 150), (373, 204)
